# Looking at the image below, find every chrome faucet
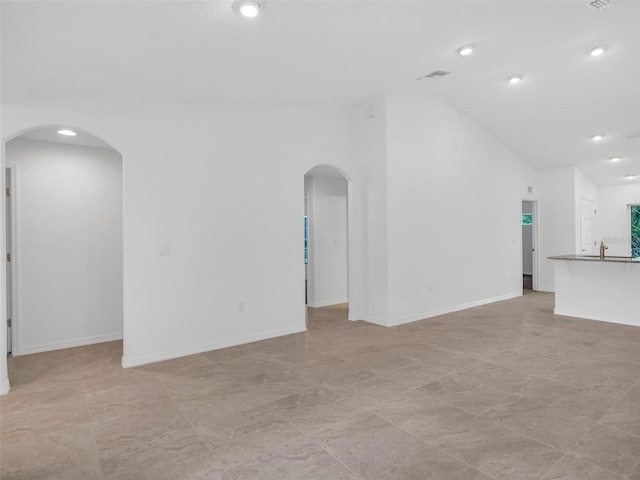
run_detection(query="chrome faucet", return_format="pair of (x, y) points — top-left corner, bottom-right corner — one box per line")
(599, 241), (608, 259)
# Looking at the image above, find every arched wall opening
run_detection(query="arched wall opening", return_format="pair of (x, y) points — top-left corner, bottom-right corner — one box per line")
(1, 125), (124, 392)
(303, 164), (353, 320)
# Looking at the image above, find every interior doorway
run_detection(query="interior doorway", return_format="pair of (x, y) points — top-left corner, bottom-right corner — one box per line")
(5, 126), (123, 356)
(304, 165), (350, 316)
(521, 200), (537, 293)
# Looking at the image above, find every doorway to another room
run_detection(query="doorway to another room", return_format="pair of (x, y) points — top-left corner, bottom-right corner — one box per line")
(304, 165), (350, 322)
(5, 127), (123, 358)
(521, 200), (537, 293)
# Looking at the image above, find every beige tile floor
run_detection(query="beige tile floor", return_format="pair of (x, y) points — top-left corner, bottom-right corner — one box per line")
(2, 292), (640, 480)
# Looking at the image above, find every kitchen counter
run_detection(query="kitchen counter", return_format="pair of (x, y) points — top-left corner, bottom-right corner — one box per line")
(549, 254), (640, 264)
(548, 255), (640, 327)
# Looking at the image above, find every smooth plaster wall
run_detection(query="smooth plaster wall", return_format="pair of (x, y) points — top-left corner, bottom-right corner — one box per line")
(598, 183), (640, 256)
(350, 98), (389, 323)
(384, 95), (539, 325)
(305, 175), (348, 307)
(575, 168), (599, 256)
(0, 102), (361, 371)
(6, 138), (123, 354)
(538, 167), (577, 292)
(0, 96), (549, 391)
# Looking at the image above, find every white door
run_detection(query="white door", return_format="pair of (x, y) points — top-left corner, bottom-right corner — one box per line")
(581, 199), (596, 255)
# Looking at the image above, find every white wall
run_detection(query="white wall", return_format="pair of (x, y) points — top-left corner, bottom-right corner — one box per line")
(599, 183), (640, 256)
(522, 201), (533, 275)
(1, 102), (361, 371)
(304, 175), (348, 307)
(538, 167), (577, 292)
(350, 98), (389, 323)
(6, 138), (123, 354)
(384, 95), (539, 325)
(575, 168), (599, 255)
(0, 96), (548, 391)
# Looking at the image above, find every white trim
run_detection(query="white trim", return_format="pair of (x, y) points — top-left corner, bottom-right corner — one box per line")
(380, 292), (522, 328)
(7, 165), (20, 355)
(554, 308), (640, 328)
(17, 332), (123, 356)
(1, 378), (10, 395)
(363, 315), (388, 327)
(307, 298), (349, 308)
(121, 325), (306, 368)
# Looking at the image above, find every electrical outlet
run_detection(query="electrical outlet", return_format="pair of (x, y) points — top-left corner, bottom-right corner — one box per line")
(159, 245), (172, 256)
(238, 302), (246, 312)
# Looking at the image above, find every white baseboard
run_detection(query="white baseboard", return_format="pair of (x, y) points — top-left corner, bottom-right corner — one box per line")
(363, 315), (389, 327)
(366, 292), (522, 328)
(121, 325), (306, 368)
(16, 332), (123, 356)
(386, 292), (522, 327)
(554, 308), (640, 328)
(307, 298), (349, 308)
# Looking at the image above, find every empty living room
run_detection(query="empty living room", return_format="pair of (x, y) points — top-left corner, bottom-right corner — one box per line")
(1, 1), (639, 479)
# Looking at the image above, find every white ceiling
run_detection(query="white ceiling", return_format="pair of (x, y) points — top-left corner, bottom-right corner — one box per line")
(2, 0), (639, 185)
(19, 127), (115, 150)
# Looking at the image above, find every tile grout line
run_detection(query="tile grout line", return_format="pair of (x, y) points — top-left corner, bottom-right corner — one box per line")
(264, 402), (367, 480)
(536, 376), (640, 480)
(356, 401), (501, 480)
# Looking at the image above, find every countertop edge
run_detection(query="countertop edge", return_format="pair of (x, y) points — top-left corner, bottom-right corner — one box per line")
(548, 254), (640, 264)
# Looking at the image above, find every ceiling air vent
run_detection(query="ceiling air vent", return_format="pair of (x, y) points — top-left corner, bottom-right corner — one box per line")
(622, 131), (640, 140)
(587, 0), (611, 9)
(417, 71), (450, 80)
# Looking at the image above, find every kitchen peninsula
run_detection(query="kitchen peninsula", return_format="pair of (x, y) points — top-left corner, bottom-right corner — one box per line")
(548, 254), (640, 327)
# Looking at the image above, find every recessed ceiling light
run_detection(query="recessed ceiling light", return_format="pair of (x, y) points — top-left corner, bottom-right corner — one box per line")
(624, 174), (638, 180)
(57, 129), (77, 136)
(457, 45), (474, 57)
(609, 156), (621, 162)
(591, 134), (605, 141)
(232, 0), (263, 17)
(508, 75), (523, 84)
(468, 103), (477, 109)
(590, 45), (607, 57)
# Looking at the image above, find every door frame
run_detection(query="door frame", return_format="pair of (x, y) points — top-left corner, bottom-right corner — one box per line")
(522, 199), (539, 291)
(5, 165), (20, 356)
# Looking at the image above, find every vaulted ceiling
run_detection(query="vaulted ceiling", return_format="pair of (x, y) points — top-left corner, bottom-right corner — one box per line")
(2, 0), (639, 185)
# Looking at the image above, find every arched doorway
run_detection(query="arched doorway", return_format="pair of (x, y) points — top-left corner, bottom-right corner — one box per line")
(2, 125), (123, 389)
(304, 165), (352, 323)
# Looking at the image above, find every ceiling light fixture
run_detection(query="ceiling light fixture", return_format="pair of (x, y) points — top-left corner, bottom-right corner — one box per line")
(624, 174), (638, 180)
(57, 129), (77, 136)
(232, 0), (264, 18)
(609, 156), (621, 162)
(590, 45), (607, 56)
(457, 45), (474, 57)
(508, 74), (523, 84)
(591, 134), (604, 141)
